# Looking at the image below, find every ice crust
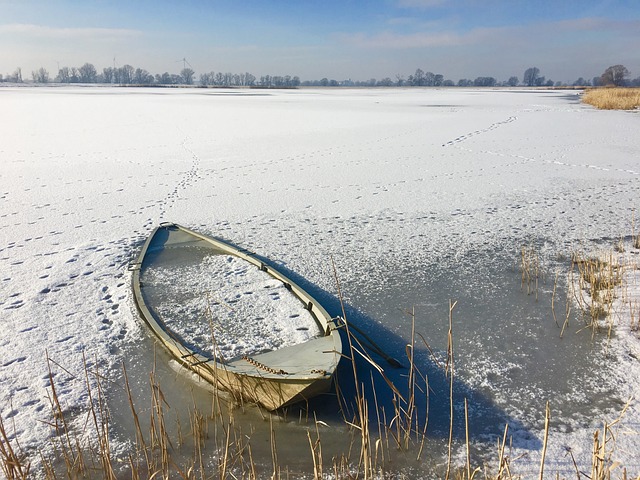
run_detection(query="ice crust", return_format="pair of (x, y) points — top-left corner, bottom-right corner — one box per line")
(1, 86), (640, 476)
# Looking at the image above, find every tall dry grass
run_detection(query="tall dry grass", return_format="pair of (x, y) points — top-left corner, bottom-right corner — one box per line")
(582, 87), (640, 110)
(1, 327), (634, 479)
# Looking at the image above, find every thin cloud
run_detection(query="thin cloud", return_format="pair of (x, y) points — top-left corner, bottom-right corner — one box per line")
(386, 16), (421, 26)
(0, 23), (142, 40)
(338, 27), (497, 49)
(396, 0), (448, 8)
(338, 16), (640, 50)
(554, 16), (640, 32)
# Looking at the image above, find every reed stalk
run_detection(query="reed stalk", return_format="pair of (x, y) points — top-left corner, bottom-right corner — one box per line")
(404, 306), (417, 450)
(496, 423), (510, 479)
(149, 369), (172, 476)
(45, 352), (85, 476)
(331, 256), (375, 479)
(445, 299), (457, 480)
(307, 415), (323, 480)
(520, 245), (540, 299)
(571, 250), (623, 338)
(633, 210), (640, 250)
(83, 352), (117, 480)
(551, 270), (560, 327)
(539, 401), (550, 480)
(630, 300), (639, 332)
(0, 413), (30, 479)
(189, 398), (206, 479)
(269, 416), (279, 480)
(465, 398), (471, 480)
(122, 362), (151, 472)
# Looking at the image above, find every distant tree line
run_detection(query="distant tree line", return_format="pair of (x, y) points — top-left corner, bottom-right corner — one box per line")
(1, 62), (638, 88)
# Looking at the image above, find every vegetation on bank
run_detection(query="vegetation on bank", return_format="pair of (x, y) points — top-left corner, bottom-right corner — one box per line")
(582, 87), (640, 110)
(3, 62), (638, 89)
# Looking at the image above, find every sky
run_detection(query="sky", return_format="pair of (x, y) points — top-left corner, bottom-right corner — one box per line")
(1, 0), (639, 84)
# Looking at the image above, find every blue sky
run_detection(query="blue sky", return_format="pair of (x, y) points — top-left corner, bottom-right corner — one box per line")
(1, 0), (639, 83)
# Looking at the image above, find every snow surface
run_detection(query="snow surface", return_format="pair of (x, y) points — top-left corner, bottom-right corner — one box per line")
(1, 86), (640, 477)
(140, 250), (320, 359)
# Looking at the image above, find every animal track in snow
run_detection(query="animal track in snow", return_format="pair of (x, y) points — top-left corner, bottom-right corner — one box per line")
(443, 116), (517, 146)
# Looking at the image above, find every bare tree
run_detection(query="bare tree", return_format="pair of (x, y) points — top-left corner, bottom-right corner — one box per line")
(155, 72), (172, 84)
(523, 67), (540, 87)
(474, 76), (496, 87)
(180, 67), (195, 85)
(8, 67), (23, 83)
(55, 66), (70, 83)
(424, 71), (435, 86)
(199, 71), (214, 85)
(116, 64), (134, 84)
(70, 67), (80, 82)
(78, 63), (97, 83)
(102, 67), (114, 84)
(508, 76), (519, 87)
(600, 64), (629, 86)
(411, 68), (425, 86)
(132, 68), (152, 84)
(32, 67), (49, 83)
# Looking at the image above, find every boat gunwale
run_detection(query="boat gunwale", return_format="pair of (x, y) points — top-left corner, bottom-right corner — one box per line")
(130, 222), (342, 385)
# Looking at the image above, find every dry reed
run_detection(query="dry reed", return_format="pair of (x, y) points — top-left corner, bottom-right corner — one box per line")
(5, 249), (640, 478)
(4, 319), (638, 479)
(570, 250), (622, 335)
(520, 245), (540, 299)
(582, 87), (640, 110)
(0, 412), (30, 479)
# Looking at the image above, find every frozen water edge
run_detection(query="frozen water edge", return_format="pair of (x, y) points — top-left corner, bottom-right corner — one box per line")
(1, 85), (640, 476)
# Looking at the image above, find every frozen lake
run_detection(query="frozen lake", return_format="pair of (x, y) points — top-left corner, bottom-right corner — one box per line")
(1, 86), (639, 477)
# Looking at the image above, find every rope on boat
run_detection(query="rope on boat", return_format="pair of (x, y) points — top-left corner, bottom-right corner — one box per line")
(242, 355), (288, 375)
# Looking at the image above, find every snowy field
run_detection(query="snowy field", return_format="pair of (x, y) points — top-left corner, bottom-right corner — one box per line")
(1, 86), (640, 477)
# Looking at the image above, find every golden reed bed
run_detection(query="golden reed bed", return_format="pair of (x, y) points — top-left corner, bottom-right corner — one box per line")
(582, 87), (640, 110)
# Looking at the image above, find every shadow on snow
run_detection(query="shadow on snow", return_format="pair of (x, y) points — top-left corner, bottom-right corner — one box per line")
(263, 256), (542, 452)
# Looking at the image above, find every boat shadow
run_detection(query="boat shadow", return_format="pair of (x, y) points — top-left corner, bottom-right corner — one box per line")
(264, 260), (542, 451)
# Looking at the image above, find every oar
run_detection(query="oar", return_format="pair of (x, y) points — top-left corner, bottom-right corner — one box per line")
(337, 317), (405, 369)
(329, 257), (404, 369)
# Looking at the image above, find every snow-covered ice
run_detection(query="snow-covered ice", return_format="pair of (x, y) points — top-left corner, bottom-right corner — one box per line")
(1, 86), (640, 476)
(141, 249), (321, 359)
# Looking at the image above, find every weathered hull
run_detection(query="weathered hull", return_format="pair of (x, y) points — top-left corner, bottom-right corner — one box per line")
(130, 222), (342, 410)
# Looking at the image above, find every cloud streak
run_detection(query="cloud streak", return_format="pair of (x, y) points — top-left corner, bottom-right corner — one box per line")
(338, 16), (640, 50)
(396, 0), (448, 8)
(339, 26), (502, 49)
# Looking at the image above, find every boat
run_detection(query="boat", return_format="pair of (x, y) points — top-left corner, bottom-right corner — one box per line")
(130, 222), (342, 410)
